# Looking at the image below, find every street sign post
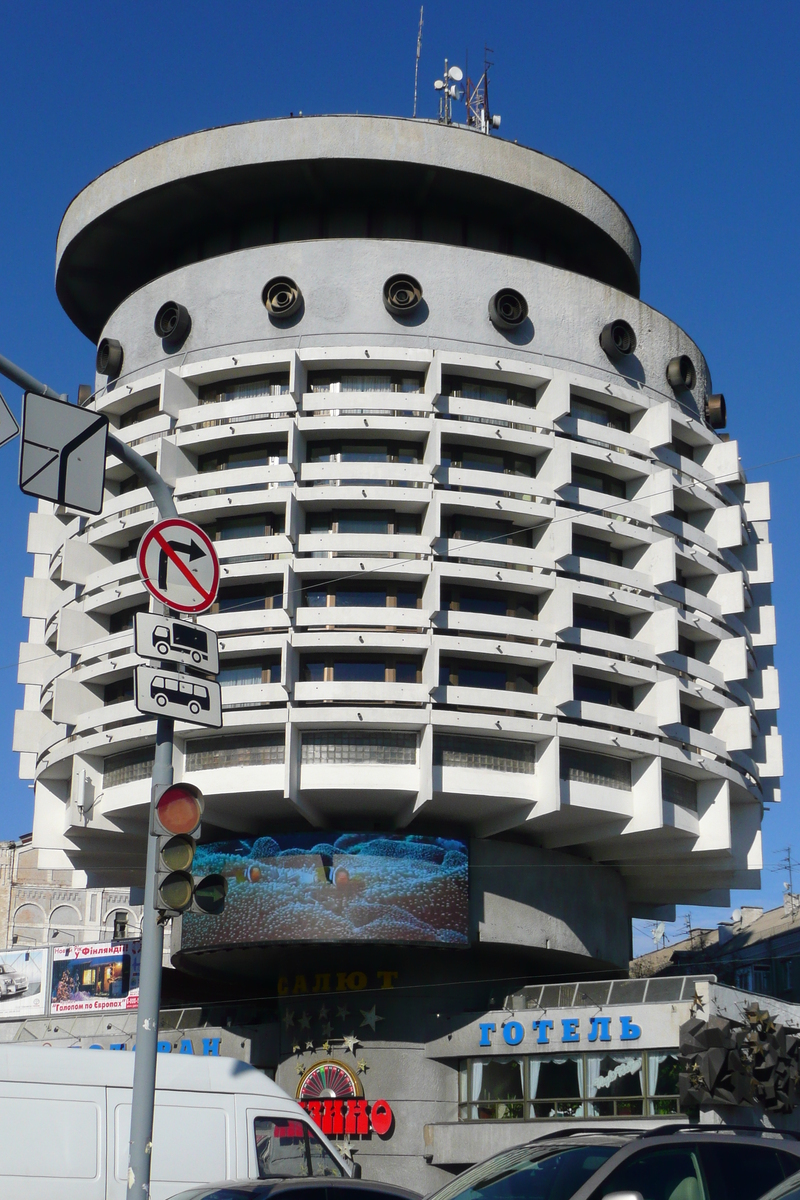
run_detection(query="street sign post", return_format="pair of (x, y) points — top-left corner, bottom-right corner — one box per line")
(134, 665), (222, 728)
(19, 392), (108, 514)
(135, 612), (219, 674)
(137, 517), (219, 613)
(0, 390), (19, 450)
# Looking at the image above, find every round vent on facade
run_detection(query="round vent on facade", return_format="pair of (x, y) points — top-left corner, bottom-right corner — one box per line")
(666, 355), (696, 392)
(383, 274), (423, 317)
(96, 338), (123, 378)
(600, 319), (637, 361)
(488, 288), (528, 331)
(154, 301), (191, 347)
(262, 277), (303, 319)
(705, 393), (727, 429)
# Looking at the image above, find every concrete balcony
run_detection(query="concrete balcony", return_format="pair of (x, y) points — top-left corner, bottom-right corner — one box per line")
(175, 463), (294, 500)
(436, 394), (551, 434)
(176, 395), (297, 434)
(296, 533), (430, 559)
(295, 605), (429, 631)
(301, 391), (431, 417)
(559, 416), (650, 459)
(437, 466), (556, 503)
(221, 682), (287, 709)
(559, 699), (659, 736)
(299, 461), (431, 487)
(293, 681), (428, 705)
(433, 684), (553, 716)
(434, 609), (555, 645)
(203, 609), (291, 635)
(439, 538), (550, 573)
(299, 761), (419, 794)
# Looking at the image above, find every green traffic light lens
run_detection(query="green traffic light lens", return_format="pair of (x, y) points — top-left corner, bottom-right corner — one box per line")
(193, 873), (227, 916)
(159, 871), (194, 912)
(160, 834), (195, 873)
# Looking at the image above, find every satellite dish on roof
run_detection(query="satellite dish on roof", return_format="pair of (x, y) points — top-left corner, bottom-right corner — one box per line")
(448, 65), (463, 81)
(732, 908), (742, 923)
(434, 79), (445, 90)
(651, 922), (665, 944)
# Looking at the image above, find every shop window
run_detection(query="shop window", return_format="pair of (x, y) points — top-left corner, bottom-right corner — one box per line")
(572, 461), (627, 499)
(572, 533), (623, 566)
(308, 370), (423, 394)
(560, 748), (632, 791)
(647, 1052), (681, 1116)
(443, 374), (537, 409)
(530, 1055), (583, 1118)
(434, 735), (536, 774)
(662, 771), (698, 812)
(199, 374), (290, 404)
(570, 394), (629, 432)
(574, 673), (634, 710)
(586, 1051), (644, 1117)
(573, 603), (630, 638)
(185, 733), (285, 771)
(103, 747), (155, 788)
(440, 660), (538, 693)
(307, 440), (420, 463)
(461, 1058), (525, 1120)
(301, 731), (417, 765)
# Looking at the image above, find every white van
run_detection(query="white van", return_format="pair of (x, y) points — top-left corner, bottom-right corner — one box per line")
(0, 1044), (351, 1200)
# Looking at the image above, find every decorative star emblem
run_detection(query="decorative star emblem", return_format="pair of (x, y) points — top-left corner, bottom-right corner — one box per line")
(334, 1138), (354, 1161)
(292, 1043), (301, 1055)
(298, 1011), (311, 1029)
(305, 1041), (314, 1052)
(342, 1033), (360, 1054)
(322, 1040), (331, 1052)
(357, 1057), (368, 1074)
(336, 1004), (350, 1020)
(296, 1061), (305, 1075)
(321, 1022), (333, 1038)
(282, 1009), (295, 1030)
(360, 1006), (384, 1031)
(318, 1004), (329, 1020)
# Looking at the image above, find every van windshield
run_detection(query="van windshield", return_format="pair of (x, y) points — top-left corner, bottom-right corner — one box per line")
(254, 1116), (344, 1179)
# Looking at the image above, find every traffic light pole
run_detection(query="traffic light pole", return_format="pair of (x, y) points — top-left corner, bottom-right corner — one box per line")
(0, 353), (177, 1200)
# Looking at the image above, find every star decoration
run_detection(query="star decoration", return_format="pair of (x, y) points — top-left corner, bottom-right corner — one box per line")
(360, 1006), (384, 1031)
(334, 1138), (354, 1161)
(296, 1061), (305, 1075)
(336, 1004), (350, 1020)
(298, 1011), (311, 1029)
(342, 1033), (360, 1055)
(305, 1041), (314, 1052)
(321, 1022), (333, 1038)
(292, 1043), (301, 1055)
(282, 1009), (295, 1030)
(318, 1004), (329, 1020)
(322, 1040), (331, 1052)
(357, 1058), (368, 1074)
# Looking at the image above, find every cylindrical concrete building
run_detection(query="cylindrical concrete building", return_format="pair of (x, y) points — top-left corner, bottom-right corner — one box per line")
(15, 116), (780, 1185)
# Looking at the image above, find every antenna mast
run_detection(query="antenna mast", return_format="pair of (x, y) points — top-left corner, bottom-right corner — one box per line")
(464, 45), (500, 134)
(413, 7), (424, 118)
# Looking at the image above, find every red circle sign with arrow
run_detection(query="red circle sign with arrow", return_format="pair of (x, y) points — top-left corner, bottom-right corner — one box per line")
(137, 518), (220, 613)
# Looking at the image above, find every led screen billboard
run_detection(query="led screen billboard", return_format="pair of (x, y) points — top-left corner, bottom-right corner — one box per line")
(0, 949), (46, 1018)
(181, 833), (469, 949)
(50, 940), (140, 1014)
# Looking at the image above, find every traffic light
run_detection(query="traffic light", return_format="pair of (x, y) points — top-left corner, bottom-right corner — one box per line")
(152, 783), (227, 916)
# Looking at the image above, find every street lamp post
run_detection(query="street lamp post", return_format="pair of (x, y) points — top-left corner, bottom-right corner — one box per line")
(0, 354), (177, 1200)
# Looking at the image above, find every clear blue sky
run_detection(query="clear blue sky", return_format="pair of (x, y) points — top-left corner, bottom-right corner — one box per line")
(0, 1), (798, 954)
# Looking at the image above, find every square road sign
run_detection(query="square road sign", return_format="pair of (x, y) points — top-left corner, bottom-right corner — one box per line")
(135, 665), (222, 728)
(19, 393), (108, 514)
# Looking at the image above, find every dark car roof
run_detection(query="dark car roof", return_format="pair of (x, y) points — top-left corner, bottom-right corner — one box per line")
(170, 1180), (422, 1200)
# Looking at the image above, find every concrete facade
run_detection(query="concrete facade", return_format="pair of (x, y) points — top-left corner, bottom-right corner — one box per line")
(11, 115), (782, 1187)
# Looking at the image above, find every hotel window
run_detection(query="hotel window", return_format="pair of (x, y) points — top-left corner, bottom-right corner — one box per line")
(307, 440), (420, 464)
(304, 582), (420, 609)
(104, 676), (134, 705)
(198, 374), (290, 403)
(308, 370), (423, 393)
(306, 511), (419, 536)
(443, 585), (538, 620)
(109, 602), (150, 634)
(119, 398), (159, 427)
(218, 658), (280, 687)
(448, 515), (532, 547)
(301, 656), (421, 683)
(212, 583), (284, 614)
(662, 771), (698, 813)
(570, 395), (629, 432)
(443, 375), (537, 408)
(441, 445), (537, 478)
(434, 735), (536, 774)
(573, 603), (630, 638)
(574, 673), (634, 710)
(103, 747), (155, 787)
(185, 732), (285, 771)
(211, 512), (285, 540)
(572, 533), (623, 566)
(301, 731), (417, 765)
(572, 460), (627, 499)
(439, 660), (538, 693)
(199, 442), (286, 471)
(560, 748), (632, 791)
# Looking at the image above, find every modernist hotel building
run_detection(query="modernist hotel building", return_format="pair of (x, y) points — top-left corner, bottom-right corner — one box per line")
(12, 115), (780, 1186)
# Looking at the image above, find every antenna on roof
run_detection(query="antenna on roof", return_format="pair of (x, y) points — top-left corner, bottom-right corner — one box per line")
(435, 59), (463, 124)
(651, 921), (666, 948)
(465, 45), (501, 134)
(412, 7), (424, 118)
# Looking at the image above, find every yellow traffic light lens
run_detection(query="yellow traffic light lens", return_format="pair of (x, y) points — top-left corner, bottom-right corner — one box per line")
(159, 871), (194, 912)
(193, 873), (227, 916)
(156, 785), (202, 835)
(160, 835), (195, 872)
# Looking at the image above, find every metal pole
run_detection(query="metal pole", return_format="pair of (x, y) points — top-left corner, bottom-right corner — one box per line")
(0, 351), (180, 1199)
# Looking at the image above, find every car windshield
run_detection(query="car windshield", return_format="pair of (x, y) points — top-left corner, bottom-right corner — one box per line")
(428, 1142), (621, 1200)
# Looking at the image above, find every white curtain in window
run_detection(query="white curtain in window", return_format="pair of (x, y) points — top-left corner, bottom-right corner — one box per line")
(341, 375), (393, 392)
(469, 1059), (484, 1120)
(586, 1053), (643, 1097)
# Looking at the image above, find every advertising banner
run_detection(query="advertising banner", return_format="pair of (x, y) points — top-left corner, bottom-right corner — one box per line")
(0, 948), (47, 1018)
(181, 833), (469, 950)
(50, 940), (140, 1014)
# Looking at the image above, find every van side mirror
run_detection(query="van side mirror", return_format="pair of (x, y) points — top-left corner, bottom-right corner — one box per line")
(349, 1161), (362, 1179)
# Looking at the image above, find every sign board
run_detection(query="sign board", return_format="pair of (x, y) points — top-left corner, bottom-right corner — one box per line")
(135, 664), (222, 727)
(0, 390), (19, 450)
(19, 392), (108, 514)
(50, 940), (140, 1014)
(0, 948), (46, 1018)
(137, 517), (219, 613)
(135, 612), (219, 674)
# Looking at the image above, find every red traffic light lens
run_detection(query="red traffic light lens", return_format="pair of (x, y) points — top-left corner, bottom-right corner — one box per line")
(156, 785), (202, 836)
